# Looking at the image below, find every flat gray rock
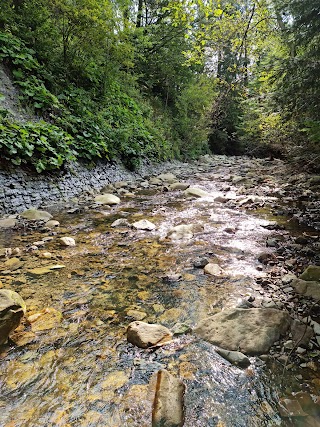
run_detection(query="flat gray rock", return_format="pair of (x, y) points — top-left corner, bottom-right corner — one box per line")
(195, 308), (291, 355)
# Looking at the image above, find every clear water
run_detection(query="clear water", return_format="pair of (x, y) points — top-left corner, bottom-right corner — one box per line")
(0, 158), (319, 427)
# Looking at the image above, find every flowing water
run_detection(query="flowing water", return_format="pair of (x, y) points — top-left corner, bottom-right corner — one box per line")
(0, 156), (319, 427)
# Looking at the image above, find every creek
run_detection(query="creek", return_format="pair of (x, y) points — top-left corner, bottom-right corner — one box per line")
(0, 155), (319, 427)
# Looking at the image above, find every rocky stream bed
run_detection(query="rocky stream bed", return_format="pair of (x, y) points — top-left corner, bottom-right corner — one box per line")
(0, 155), (319, 426)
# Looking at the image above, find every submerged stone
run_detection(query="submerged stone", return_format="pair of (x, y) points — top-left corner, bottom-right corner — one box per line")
(0, 289), (26, 345)
(167, 223), (203, 240)
(127, 321), (172, 348)
(27, 264), (65, 276)
(195, 308), (291, 355)
(28, 308), (63, 332)
(215, 347), (251, 368)
(126, 309), (147, 321)
(152, 370), (185, 427)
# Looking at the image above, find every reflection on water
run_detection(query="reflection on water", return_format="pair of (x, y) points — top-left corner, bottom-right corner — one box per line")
(0, 162), (319, 426)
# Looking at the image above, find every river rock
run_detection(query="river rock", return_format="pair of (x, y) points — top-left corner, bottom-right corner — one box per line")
(291, 278), (320, 300)
(291, 319), (314, 347)
(94, 194), (120, 205)
(59, 237), (76, 246)
(45, 220), (60, 228)
(126, 309), (147, 321)
(28, 308), (62, 332)
(27, 264), (65, 276)
(169, 182), (190, 191)
(184, 187), (210, 198)
(111, 218), (131, 227)
(282, 273), (297, 285)
(157, 173), (177, 183)
(149, 177), (163, 185)
(167, 223), (203, 240)
(195, 308), (291, 355)
(132, 219), (156, 231)
(20, 209), (52, 221)
(204, 263), (223, 276)
(299, 265), (320, 281)
(152, 370), (185, 427)
(215, 347), (251, 368)
(114, 181), (128, 189)
(127, 321), (172, 348)
(0, 218), (16, 228)
(193, 257), (209, 268)
(0, 289), (26, 345)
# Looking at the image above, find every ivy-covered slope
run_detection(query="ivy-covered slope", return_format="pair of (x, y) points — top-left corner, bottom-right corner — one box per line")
(0, 32), (177, 172)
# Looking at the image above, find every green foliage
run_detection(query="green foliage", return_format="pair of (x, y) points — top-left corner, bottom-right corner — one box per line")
(174, 76), (215, 157)
(0, 117), (74, 172)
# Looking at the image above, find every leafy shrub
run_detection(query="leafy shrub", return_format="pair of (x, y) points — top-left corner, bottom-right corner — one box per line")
(0, 118), (75, 172)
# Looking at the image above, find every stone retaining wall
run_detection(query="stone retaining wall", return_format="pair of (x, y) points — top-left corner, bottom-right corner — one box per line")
(0, 160), (164, 215)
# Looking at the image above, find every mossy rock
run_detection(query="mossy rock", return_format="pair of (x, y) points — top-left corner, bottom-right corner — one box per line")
(299, 265), (320, 281)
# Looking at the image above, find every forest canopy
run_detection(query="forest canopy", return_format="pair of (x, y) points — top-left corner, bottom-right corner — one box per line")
(0, 0), (319, 172)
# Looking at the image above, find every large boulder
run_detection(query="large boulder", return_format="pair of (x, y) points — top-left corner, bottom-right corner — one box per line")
(127, 321), (172, 348)
(0, 290), (26, 345)
(292, 278), (320, 300)
(152, 370), (185, 427)
(20, 209), (52, 221)
(195, 308), (291, 355)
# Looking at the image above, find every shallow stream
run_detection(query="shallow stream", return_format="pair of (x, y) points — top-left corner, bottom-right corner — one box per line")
(0, 156), (319, 426)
